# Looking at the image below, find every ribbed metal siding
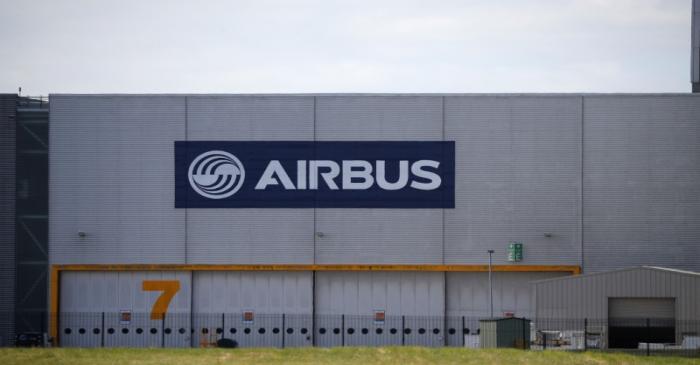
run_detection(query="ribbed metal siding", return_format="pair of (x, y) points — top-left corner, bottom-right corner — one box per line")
(60, 271), (192, 348)
(608, 298), (675, 319)
(534, 267), (700, 321)
(444, 96), (582, 265)
(693, 0), (699, 85)
(49, 95), (186, 264)
(446, 272), (566, 318)
(0, 94), (17, 346)
(315, 271), (445, 347)
(60, 271), (191, 314)
(47, 94), (700, 273)
(315, 271), (444, 315)
(314, 96), (444, 264)
(192, 271), (312, 314)
(192, 271), (313, 348)
(583, 96), (700, 273)
(186, 96), (314, 264)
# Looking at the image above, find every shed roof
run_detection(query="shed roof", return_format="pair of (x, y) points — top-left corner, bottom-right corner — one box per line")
(532, 266), (700, 285)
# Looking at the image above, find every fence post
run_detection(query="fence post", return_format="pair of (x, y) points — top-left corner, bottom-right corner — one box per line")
(312, 313), (316, 348)
(189, 311), (194, 348)
(401, 315), (406, 346)
(543, 332), (547, 350)
(161, 313), (166, 348)
(646, 318), (650, 356)
(462, 316), (466, 347)
(522, 319), (527, 350)
(221, 313), (225, 341)
(583, 318), (587, 351)
(101, 312), (105, 348)
(341, 314), (345, 347)
(443, 315), (447, 347)
(281, 313), (285, 349)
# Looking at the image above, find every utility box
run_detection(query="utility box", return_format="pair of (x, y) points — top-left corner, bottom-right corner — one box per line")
(479, 317), (531, 349)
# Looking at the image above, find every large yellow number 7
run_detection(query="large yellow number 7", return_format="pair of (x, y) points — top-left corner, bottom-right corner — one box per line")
(142, 280), (180, 320)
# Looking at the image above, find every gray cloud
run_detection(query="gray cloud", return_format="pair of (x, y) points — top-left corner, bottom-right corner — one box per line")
(0, 0), (692, 94)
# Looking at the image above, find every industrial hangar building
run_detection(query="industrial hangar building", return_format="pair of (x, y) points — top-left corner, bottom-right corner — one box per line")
(0, 0), (697, 348)
(10, 92), (700, 348)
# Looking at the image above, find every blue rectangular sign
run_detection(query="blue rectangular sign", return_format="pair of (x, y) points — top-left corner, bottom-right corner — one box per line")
(175, 141), (455, 208)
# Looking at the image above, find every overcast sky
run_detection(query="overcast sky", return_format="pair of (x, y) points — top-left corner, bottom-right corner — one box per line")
(0, 0), (693, 95)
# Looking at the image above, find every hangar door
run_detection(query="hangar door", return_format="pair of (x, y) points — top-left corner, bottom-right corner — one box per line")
(608, 298), (675, 348)
(315, 271), (445, 347)
(192, 271), (313, 348)
(59, 271), (192, 348)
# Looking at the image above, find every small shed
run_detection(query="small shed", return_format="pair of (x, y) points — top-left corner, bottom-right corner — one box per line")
(479, 317), (531, 349)
(532, 266), (700, 348)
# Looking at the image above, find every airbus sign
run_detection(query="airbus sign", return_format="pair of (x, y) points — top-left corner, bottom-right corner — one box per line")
(188, 150), (245, 199)
(175, 141), (455, 208)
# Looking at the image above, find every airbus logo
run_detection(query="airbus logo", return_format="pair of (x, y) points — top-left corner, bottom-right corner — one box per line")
(176, 141), (455, 208)
(188, 151), (245, 199)
(190, 152), (441, 200)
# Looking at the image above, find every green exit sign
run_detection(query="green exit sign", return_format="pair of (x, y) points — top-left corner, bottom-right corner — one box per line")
(508, 242), (523, 262)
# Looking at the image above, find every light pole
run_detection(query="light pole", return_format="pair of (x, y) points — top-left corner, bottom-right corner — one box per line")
(487, 249), (495, 318)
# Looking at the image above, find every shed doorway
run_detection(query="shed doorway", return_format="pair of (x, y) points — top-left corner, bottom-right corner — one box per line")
(608, 298), (675, 348)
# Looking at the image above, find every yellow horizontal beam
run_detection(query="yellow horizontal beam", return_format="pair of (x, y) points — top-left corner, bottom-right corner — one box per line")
(53, 263), (581, 274)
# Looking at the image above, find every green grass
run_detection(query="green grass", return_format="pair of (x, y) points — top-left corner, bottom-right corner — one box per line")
(1, 347), (698, 365)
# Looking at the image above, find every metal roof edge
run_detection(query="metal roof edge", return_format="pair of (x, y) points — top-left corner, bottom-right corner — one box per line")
(47, 92), (700, 97)
(531, 266), (700, 285)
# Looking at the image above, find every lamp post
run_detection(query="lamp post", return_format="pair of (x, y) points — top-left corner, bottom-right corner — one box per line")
(487, 249), (495, 318)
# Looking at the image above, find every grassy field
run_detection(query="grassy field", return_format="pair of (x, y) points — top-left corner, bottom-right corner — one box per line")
(1, 347), (699, 365)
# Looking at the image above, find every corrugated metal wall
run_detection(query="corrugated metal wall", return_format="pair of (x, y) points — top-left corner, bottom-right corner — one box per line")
(315, 271), (444, 346)
(49, 95), (187, 264)
(315, 96), (444, 264)
(49, 94), (700, 272)
(192, 271), (313, 347)
(693, 0), (699, 90)
(315, 271), (444, 316)
(186, 96), (315, 264)
(192, 271), (312, 314)
(47, 93), (700, 341)
(0, 94), (17, 346)
(60, 271), (191, 314)
(59, 271), (314, 348)
(583, 96), (700, 273)
(444, 96), (582, 266)
(60, 271), (192, 347)
(446, 272), (565, 318)
(608, 298), (675, 319)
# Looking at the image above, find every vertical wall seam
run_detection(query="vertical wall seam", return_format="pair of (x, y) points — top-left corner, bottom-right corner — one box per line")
(441, 96), (447, 323)
(313, 96), (317, 265)
(442, 96), (446, 265)
(189, 269), (194, 348)
(185, 96), (188, 264)
(312, 96), (317, 346)
(580, 96), (585, 273)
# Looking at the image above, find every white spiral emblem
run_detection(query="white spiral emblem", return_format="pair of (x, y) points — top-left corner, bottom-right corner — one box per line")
(188, 151), (245, 199)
